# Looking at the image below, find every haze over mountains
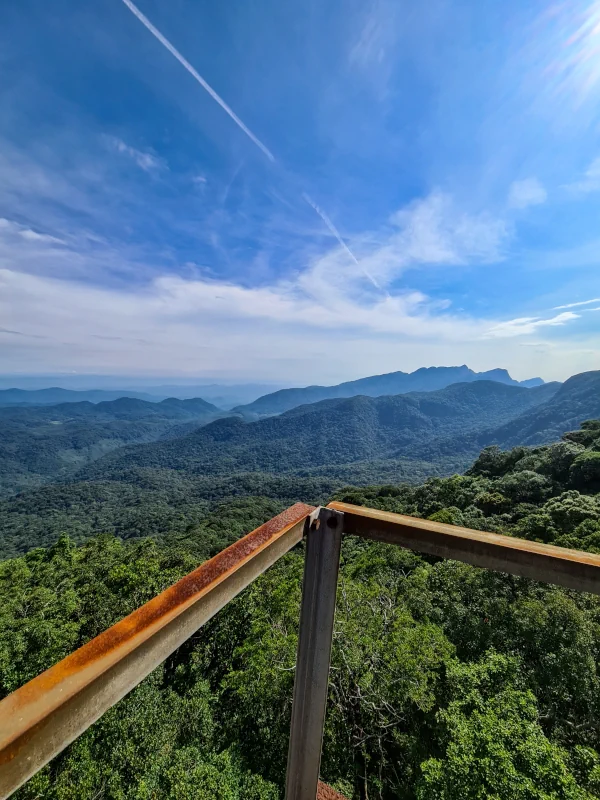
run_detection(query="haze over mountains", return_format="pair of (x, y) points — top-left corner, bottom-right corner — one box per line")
(0, 367), (599, 558)
(81, 380), (561, 484)
(0, 388), (168, 406)
(0, 383), (285, 409)
(0, 365), (576, 502)
(0, 366), (543, 412)
(234, 366), (545, 418)
(0, 396), (223, 497)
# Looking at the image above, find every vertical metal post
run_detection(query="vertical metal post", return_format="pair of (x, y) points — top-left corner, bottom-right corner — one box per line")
(285, 506), (343, 800)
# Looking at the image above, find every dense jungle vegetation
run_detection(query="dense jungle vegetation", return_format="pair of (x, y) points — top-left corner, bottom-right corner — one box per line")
(3, 419), (600, 799)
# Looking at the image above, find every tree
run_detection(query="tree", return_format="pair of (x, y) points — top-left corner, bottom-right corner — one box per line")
(416, 653), (591, 800)
(571, 453), (600, 492)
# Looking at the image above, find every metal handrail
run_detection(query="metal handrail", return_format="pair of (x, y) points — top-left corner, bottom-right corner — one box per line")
(0, 503), (316, 798)
(2, 501), (600, 800)
(328, 502), (600, 594)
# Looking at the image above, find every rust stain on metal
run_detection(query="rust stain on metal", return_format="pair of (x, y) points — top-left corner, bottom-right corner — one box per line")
(0, 502), (314, 767)
(328, 501), (600, 568)
(0, 719), (48, 775)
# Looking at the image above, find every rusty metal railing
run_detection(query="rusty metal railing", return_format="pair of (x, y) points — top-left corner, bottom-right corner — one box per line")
(2, 501), (600, 800)
(0, 503), (316, 798)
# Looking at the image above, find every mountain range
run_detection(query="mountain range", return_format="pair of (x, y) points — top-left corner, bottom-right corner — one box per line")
(75, 379), (563, 485)
(1, 370), (598, 557)
(0, 387), (166, 406)
(0, 366), (543, 413)
(0, 396), (222, 497)
(2, 365), (552, 498)
(0, 383), (285, 409)
(4, 372), (598, 503)
(233, 365), (545, 418)
(485, 369), (600, 448)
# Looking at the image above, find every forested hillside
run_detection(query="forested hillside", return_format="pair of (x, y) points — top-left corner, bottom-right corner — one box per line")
(6, 375), (600, 558)
(3, 419), (600, 799)
(0, 396), (223, 497)
(487, 370), (600, 447)
(80, 381), (559, 483)
(0, 388), (166, 406)
(235, 364), (545, 418)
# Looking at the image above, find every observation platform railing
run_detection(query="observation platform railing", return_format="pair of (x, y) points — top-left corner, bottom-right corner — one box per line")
(2, 501), (600, 799)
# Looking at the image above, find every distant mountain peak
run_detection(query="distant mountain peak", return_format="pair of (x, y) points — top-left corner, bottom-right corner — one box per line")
(234, 365), (548, 419)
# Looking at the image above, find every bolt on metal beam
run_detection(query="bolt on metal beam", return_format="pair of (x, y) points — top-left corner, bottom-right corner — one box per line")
(285, 506), (344, 800)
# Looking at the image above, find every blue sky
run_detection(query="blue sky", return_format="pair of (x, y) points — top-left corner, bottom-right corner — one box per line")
(0, 0), (599, 383)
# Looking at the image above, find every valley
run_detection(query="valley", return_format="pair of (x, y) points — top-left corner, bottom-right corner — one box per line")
(0, 369), (598, 560)
(2, 377), (600, 798)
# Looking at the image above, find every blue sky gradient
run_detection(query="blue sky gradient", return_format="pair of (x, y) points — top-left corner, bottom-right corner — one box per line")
(1, 0), (599, 382)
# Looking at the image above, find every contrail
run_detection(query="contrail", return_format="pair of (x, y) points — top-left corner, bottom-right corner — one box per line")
(302, 193), (382, 290)
(120, 0), (275, 162)
(221, 160), (244, 206)
(120, 0), (380, 291)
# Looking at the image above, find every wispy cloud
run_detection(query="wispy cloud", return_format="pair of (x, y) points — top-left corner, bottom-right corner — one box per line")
(106, 136), (164, 172)
(565, 157), (600, 194)
(390, 192), (507, 265)
(346, 0), (402, 103)
(485, 312), (579, 338)
(0, 187), (511, 367)
(120, 0), (275, 162)
(0, 191), (524, 357)
(0, 218), (64, 245)
(0, 171), (592, 381)
(0, 327), (26, 336)
(554, 297), (600, 309)
(1, 260), (592, 382)
(508, 178), (547, 209)
(295, 191), (507, 308)
(0, 326), (46, 339)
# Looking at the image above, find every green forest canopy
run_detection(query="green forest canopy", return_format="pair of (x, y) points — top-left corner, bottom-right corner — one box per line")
(2, 420), (600, 798)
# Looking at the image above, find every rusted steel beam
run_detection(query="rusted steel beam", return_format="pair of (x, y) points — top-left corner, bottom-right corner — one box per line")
(329, 502), (600, 594)
(0, 503), (316, 799)
(286, 507), (343, 800)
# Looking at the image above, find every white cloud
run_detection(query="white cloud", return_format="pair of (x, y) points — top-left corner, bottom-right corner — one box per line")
(106, 136), (164, 172)
(554, 297), (600, 309)
(347, 0), (402, 102)
(566, 158), (600, 194)
(0, 265), (595, 383)
(0, 188), (560, 369)
(391, 192), (507, 264)
(300, 191), (508, 302)
(349, 0), (397, 72)
(0, 218), (64, 245)
(508, 178), (547, 209)
(484, 312), (579, 338)
(0, 186), (589, 382)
